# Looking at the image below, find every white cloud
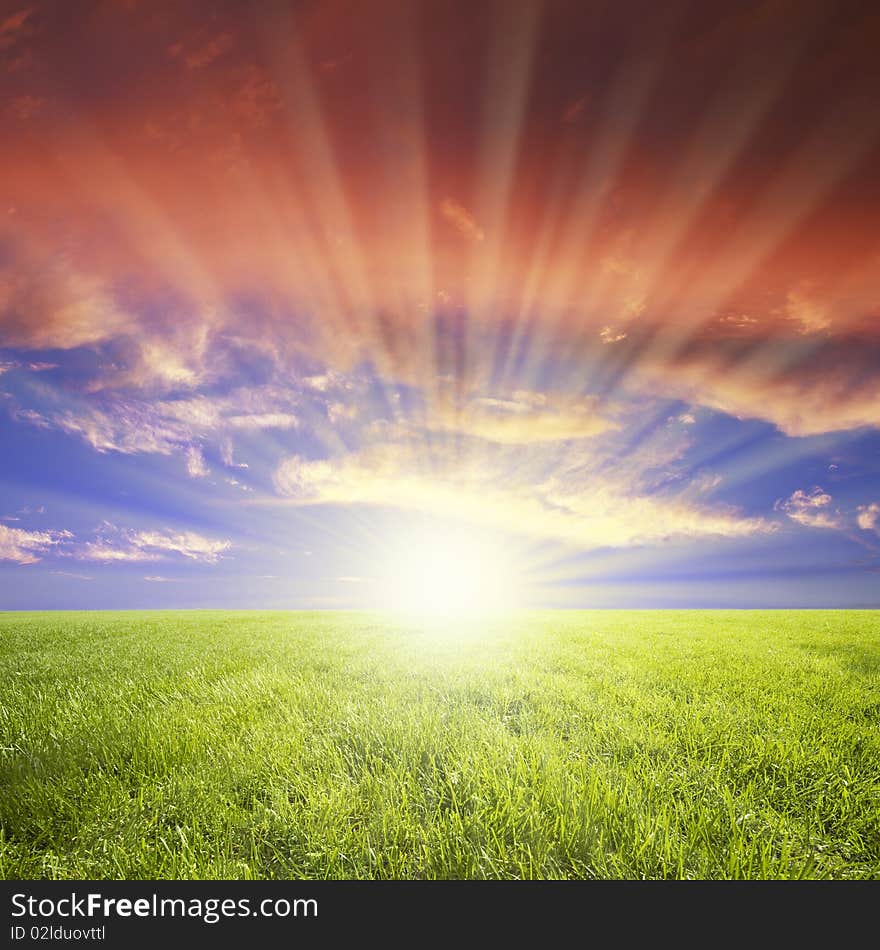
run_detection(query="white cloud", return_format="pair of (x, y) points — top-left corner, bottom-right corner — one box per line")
(857, 502), (880, 533)
(129, 336), (206, 389)
(11, 408), (51, 430)
(428, 392), (618, 445)
(327, 402), (358, 424)
(185, 445), (209, 478)
(600, 326), (627, 344)
(775, 487), (842, 529)
(274, 439), (772, 551)
(219, 438), (235, 467)
(12, 384), (301, 459)
(302, 371), (352, 393)
(50, 403), (185, 455)
(0, 525), (72, 564)
(1, 518), (232, 566)
(75, 523), (231, 564)
(220, 438), (249, 469)
(77, 542), (158, 563)
(0, 360), (57, 375)
(227, 412), (298, 429)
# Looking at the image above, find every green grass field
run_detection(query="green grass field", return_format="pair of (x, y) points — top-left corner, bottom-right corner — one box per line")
(1, 610), (878, 880)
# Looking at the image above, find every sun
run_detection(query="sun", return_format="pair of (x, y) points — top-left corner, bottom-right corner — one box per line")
(375, 522), (521, 621)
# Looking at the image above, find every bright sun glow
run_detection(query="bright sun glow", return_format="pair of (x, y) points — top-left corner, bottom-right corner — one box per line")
(375, 523), (521, 621)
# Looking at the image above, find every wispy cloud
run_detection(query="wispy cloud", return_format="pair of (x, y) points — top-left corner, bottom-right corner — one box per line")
(637, 338), (880, 436)
(775, 487), (842, 529)
(785, 284), (831, 335)
(0, 525), (72, 564)
(2, 516), (232, 566)
(224, 476), (253, 492)
(600, 326), (627, 344)
(429, 391), (618, 444)
(440, 199), (485, 243)
(0, 252), (132, 352)
(170, 31), (235, 70)
(75, 523), (231, 564)
(0, 359), (57, 375)
(185, 445), (209, 478)
(719, 314), (759, 329)
(10, 385), (302, 470)
(857, 502), (880, 534)
(275, 438), (772, 551)
(227, 412), (298, 429)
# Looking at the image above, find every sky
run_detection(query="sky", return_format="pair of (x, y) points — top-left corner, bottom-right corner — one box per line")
(1, 0), (879, 609)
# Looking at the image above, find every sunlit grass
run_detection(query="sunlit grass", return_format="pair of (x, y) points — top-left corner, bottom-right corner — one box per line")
(0, 609), (877, 879)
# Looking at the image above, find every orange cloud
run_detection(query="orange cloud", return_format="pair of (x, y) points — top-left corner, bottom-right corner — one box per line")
(633, 333), (880, 436)
(0, 0), (877, 442)
(439, 199), (485, 243)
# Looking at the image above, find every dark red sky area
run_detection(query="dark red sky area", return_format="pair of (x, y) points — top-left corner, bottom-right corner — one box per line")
(2, 0), (879, 433)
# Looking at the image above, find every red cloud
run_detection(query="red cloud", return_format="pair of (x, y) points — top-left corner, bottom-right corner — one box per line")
(0, 0), (878, 439)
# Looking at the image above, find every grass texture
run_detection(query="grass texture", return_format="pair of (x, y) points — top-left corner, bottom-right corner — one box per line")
(0, 609), (877, 879)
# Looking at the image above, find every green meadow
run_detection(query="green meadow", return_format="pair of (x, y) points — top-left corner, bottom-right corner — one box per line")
(0, 610), (877, 880)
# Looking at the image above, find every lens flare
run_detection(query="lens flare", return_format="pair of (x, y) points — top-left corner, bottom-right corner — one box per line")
(375, 523), (521, 621)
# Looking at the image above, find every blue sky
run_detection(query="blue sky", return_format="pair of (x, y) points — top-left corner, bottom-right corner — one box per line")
(2, 351), (878, 608)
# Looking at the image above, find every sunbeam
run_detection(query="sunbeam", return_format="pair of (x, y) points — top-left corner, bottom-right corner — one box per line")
(1, 0), (879, 609)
